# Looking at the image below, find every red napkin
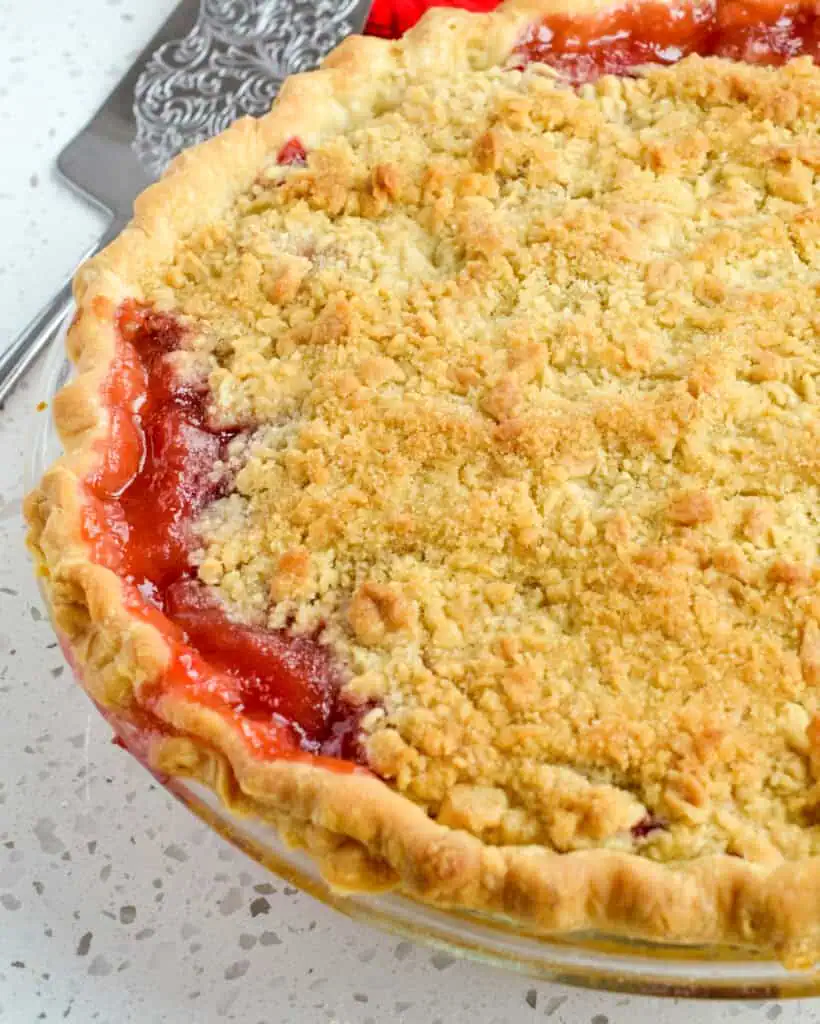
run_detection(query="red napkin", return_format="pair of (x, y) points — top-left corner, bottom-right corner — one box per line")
(365, 0), (502, 38)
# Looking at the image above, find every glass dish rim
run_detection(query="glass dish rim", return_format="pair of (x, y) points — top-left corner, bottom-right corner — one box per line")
(25, 313), (820, 1000)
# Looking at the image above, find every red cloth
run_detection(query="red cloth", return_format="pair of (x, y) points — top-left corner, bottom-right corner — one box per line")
(364, 0), (501, 38)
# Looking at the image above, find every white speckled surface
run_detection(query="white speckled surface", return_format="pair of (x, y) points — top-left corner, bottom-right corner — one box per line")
(0, 2), (818, 1021)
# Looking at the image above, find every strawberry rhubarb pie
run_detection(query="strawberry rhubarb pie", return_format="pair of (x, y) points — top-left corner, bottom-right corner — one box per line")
(26, 0), (820, 962)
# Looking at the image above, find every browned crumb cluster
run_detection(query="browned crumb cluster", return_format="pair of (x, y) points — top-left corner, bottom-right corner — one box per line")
(143, 55), (820, 865)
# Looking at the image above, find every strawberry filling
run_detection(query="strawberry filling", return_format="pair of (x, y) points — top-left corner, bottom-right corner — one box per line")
(630, 814), (667, 840)
(163, 578), (341, 744)
(514, 0), (820, 82)
(365, 0), (820, 84)
(80, 300), (367, 767)
(365, 0), (500, 37)
(276, 137), (308, 166)
(86, 306), (236, 590)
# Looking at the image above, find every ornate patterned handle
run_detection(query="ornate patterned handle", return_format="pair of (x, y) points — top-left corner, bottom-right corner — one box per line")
(133, 0), (368, 179)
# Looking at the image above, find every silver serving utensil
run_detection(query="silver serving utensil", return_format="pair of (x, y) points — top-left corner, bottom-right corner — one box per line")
(1, 0), (372, 406)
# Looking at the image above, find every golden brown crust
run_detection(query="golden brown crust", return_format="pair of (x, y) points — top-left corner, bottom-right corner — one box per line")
(24, 0), (820, 963)
(153, 697), (820, 961)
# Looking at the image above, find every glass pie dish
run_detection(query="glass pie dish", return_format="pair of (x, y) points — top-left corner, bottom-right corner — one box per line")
(23, 312), (820, 1000)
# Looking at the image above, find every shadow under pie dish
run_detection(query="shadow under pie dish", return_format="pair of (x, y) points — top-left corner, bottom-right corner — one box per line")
(24, 0), (820, 968)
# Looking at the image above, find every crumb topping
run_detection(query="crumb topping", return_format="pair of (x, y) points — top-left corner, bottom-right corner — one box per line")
(144, 55), (820, 864)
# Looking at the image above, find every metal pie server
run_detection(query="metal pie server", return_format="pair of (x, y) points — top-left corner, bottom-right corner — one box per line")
(1, 0), (372, 406)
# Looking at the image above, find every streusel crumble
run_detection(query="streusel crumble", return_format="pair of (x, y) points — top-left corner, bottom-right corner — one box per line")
(140, 56), (820, 865)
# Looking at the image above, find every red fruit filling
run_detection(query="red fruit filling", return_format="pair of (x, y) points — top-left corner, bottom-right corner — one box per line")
(79, 300), (367, 766)
(365, 0), (500, 38)
(277, 137), (308, 166)
(630, 814), (667, 840)
(163, 578), (341, 745)
(364, 0), (820, 84)
(514, 0), (820, 82)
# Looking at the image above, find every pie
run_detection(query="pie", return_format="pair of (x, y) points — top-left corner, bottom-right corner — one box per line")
(25, 0), (820, 964)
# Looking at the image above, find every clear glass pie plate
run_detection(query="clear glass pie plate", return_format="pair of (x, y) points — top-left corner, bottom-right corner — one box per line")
(25, 313), (820, 999)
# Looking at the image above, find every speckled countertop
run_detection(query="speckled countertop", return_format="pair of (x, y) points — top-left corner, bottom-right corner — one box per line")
(0, 2), (818, 1021)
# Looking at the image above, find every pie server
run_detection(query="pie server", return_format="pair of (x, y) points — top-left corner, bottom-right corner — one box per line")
(1, 0), (373, 407)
